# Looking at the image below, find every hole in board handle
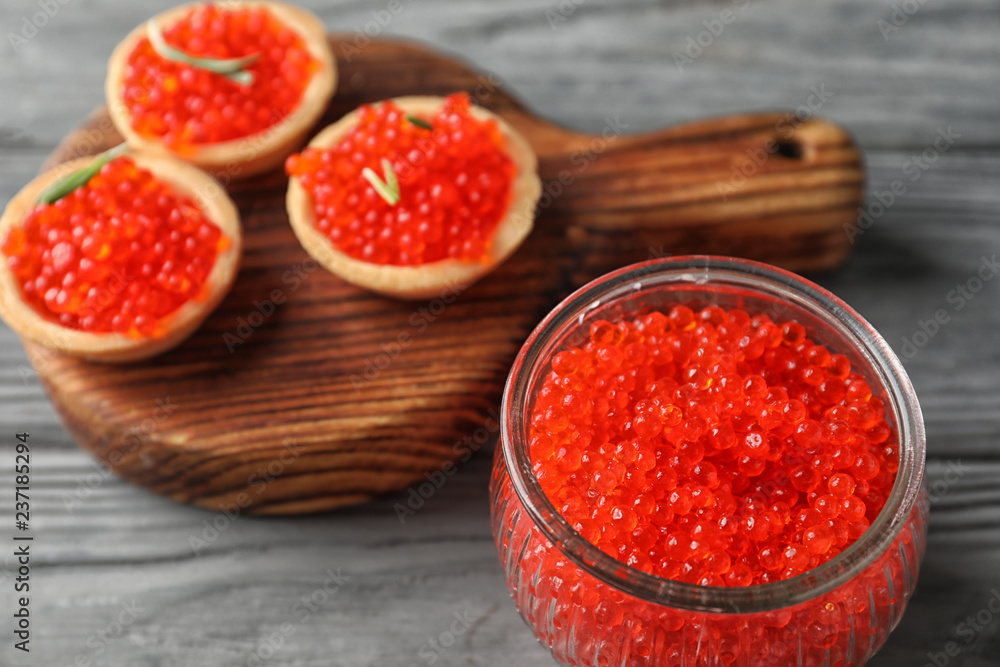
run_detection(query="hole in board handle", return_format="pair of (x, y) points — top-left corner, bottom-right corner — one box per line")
(774, 139), (804, 160)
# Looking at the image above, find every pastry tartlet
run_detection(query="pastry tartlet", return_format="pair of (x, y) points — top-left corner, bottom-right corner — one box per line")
(105, 1), (336, 178)
(0, 149), (242, 362)
(285, 94), (541, 299)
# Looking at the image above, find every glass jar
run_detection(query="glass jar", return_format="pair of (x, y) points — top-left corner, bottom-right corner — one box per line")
(491, 256), (928, 667)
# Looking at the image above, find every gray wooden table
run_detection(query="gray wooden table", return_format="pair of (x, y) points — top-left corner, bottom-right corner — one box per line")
(1, 0), (998, 665)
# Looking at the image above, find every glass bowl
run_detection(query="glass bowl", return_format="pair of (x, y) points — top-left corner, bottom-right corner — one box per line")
(490, 256), (928, 667)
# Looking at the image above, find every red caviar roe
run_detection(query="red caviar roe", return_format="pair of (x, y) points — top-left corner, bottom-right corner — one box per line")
(123, 4), (318, 147)
(285, 93), (515, 266)
(1, 157), (227, 338)
(529, 306), (899, 586)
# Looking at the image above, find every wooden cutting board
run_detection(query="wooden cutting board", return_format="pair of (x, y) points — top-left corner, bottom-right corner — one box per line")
(26, 35), (864, 514)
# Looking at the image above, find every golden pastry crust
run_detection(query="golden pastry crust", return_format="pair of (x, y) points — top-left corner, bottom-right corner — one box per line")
(0, 152), (242, 363)
(105, 1), (337, 179)
(286, 96), (541, 300)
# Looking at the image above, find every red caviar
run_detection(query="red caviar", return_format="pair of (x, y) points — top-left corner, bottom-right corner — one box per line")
(1, 157), (226, 337)
(123, 4), (318, 147)
(529, 305), (899, 586)
(285, 93), (515, 266)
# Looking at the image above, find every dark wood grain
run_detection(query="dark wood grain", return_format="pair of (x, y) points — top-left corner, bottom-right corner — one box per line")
(25, 35), (863, 514)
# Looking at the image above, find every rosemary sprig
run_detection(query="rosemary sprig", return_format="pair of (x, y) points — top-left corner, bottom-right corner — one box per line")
(406, 115), (432, 130)
(36, 143), (129, 206)
(147, 19), (260, 86)
(361, 159), (400, 205)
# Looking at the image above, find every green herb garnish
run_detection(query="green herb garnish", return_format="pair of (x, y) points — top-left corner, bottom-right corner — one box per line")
(36, 143), (129, 206)
(406, 115), (432, 130)
(361, 159), (400, 206)
(147, 19), (260, 86)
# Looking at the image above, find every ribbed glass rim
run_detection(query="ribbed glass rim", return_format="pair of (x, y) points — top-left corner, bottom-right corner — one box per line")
(500, 255), (926, 614)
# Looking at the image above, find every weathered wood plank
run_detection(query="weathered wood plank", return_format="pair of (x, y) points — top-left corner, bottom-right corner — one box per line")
(1, 0), (998, 664)
(1, 0), (998, 151)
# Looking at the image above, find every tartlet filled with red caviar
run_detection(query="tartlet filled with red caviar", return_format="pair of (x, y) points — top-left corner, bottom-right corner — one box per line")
(285, 94), (541, 299)
(0, 147), (241, 362)
(105, 1), (336, 178)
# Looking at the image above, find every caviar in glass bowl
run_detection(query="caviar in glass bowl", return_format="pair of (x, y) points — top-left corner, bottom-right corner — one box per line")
(491, 256), (928, 667)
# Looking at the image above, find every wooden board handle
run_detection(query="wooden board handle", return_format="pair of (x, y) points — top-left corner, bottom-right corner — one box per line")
(327, 35), (863, 274)
(499, 108), (864, 274)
